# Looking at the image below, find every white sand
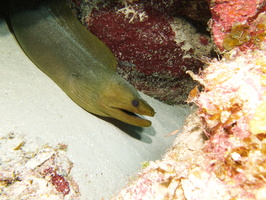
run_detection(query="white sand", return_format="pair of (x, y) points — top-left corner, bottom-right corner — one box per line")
(0, 17), (191, 199)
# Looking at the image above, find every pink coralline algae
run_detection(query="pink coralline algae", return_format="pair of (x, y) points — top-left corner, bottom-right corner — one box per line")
(209, 0), (266, 52)
(188, 50), (266, 198)
(113, 50), (266, 200)
(72, 0), (215, 104)
(0, 137), (80, 199)
(44, 168), (70, 195)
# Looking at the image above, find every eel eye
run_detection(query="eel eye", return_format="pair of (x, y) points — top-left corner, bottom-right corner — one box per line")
(132, 99), (139, 107)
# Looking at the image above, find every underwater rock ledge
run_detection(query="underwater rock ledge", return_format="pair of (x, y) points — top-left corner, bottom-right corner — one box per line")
(113, 49), (266, 200)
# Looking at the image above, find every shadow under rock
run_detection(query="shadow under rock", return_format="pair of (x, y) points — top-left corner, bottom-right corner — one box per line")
(97, 115), (155, 144)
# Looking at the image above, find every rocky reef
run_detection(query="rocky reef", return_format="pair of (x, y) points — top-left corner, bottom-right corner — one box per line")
(70, 0), (215, 104)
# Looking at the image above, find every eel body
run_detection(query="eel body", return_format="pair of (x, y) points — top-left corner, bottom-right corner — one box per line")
(9, 0), (155, 127)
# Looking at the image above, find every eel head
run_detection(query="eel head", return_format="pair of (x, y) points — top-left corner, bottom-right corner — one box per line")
(98, 77), (155, 127)
(69, 74), (155, 127)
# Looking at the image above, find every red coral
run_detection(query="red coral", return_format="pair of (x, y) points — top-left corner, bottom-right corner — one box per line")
(199, 35), (209, 46)
(71, 0), (214, 103)
(43, 167), (70, 195)
(51, 173), (70, 195)
(86, 3), (199, 78)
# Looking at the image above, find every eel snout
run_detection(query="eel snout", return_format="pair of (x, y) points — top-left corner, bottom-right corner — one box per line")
(99, 78), (155, 127)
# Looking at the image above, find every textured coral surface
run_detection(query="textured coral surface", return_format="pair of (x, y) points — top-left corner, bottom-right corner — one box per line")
(190, 50), (266, 199)
(113, 50), (266, 200)
(209, 0), (266, 52)
(0, 133), (80, 199)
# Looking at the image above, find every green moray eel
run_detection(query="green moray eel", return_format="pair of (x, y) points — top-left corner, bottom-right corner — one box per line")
(9, 0), (155, 127)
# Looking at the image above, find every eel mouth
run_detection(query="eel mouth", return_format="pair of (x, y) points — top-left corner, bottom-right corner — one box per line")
(121, 109), (143, 119)
(108, 107), (153, 127)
